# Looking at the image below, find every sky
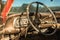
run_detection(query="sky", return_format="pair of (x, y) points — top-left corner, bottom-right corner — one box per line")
(2, 0), (60, 7)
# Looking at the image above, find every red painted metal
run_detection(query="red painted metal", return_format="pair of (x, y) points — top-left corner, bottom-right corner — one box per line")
(1, 0), (14, 23)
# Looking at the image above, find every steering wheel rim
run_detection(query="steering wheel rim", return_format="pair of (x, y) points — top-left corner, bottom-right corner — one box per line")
(26, 2), (57, 35)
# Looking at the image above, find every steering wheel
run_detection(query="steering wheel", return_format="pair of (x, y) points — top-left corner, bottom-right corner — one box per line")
(26, 2), (57, 35)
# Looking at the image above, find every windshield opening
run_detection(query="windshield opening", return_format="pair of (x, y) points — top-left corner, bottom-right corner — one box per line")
(2, 0), (60, 13)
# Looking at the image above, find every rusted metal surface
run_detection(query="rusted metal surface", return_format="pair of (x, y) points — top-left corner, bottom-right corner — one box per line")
(0, 12), (60, 40)
(0, 1), (60, 40)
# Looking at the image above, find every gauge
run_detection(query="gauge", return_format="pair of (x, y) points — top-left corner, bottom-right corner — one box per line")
(13, 16), (28, 28)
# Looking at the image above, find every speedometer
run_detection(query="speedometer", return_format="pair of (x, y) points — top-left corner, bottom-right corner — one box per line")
(13, 16), (28, 28)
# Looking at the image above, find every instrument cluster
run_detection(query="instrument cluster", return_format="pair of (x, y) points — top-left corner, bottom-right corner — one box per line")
(13, 16), (28, 28)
